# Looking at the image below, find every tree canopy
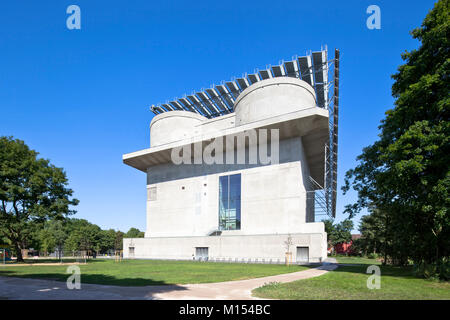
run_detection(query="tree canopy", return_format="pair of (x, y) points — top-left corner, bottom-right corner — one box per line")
(124, 227), (145, 238)
(0, 137), (79, 261)
(322, 219), (353, 247)
(343, 0), (449, 269)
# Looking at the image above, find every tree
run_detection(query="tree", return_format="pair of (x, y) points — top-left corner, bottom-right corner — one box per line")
(77, 224), (101, 253)
(99, 229), (117, 253)
(115, 231), (124, 251)
(124, 227), (145, 238)
(38, 228), (56, 256)
(322, 219), (335, 249)
(321, 219), (353, 249)
(343, 0), (449, 268)
(47, 220), (68, 259)
(356, 209), (386, 257)
(0, 137), (78, 262)
(65, 233), (80, 255)
(330, 220), (353, 247)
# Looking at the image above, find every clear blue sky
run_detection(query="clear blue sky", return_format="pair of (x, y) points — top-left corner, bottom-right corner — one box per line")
(0, 1), (436, 233)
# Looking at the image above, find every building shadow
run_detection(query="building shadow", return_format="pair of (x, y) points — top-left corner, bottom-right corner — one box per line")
(332, 263), (418, 280)
(0, 270), (189, 299)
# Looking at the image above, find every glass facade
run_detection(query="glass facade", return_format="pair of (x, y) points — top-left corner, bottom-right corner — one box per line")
(218, 174), (241, 230)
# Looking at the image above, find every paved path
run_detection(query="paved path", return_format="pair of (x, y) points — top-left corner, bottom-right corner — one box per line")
(0, 260), (338, 300)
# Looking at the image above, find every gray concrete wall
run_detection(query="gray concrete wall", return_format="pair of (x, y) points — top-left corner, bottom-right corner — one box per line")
(145, 137), (314, 238)
(124, 231), (326, 263)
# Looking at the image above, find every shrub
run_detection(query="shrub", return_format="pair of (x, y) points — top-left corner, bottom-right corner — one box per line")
(414, 259), (450, 281)
(367, 253), (379, 259)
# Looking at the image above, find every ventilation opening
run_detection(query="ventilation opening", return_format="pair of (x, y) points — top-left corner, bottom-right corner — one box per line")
(195, 247), (209, 261)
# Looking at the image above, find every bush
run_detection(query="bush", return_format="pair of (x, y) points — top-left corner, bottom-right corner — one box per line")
(414, 259), (450, 281)
(367, 253), (379, 259)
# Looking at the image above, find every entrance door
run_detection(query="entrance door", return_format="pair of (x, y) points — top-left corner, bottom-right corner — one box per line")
(195, 247), (209, 261)
(296, 247), (309, 263)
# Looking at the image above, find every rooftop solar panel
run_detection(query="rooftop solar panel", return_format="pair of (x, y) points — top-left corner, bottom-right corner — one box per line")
(205, 88), (229, 113)
(298, 56), (314, 86)
(284, 61), (298, 77)
(312, 51), (326, 83)
(315, 83), (325, 108)
(259, 69), (272, 80)
(271, 65), (285, 77)
(247, 73), (260, 84)
(215, 85), (234, 111)
(196, 91), (220, 115)
(236, 78), (249, 90)
(187, 95), (211, 117)
(169, 101), (184, 111)
(312, 51), (328, 109)
(225, 82), (240, 99)
(179, 98), (197, 113)
(162, 103), (175, 111)
(151, 106), (164, 114)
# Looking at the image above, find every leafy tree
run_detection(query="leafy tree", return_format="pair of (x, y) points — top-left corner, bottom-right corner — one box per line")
(343, 0), (449, 268)
(98, 229), (117, 253)
(357, 209), (386, 256)
(0, 234), (8, 245)
(0, 137), (78, 261)
(62, 220), (120, 255)
(322, 219), (335, 248)
(124, 227), (145, 238)
(321, 219), (353, 248)
(330, 220), (353, 247)
(65, 233), (80, 255)
(78, 224), (102, 253)
(38, 228), (56, 256)
(47, 219), (67, 259)
(115, 231), (124, 251)
(63, 224), (100, 254)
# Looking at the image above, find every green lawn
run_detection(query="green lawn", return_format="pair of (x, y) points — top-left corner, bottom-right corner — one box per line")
(252, 257), (450, 300)
(334, 255), (382, 265)
(0, 259), (309, 286)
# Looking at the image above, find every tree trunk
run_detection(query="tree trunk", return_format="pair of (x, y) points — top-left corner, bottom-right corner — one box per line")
(14, 243), (24, 262)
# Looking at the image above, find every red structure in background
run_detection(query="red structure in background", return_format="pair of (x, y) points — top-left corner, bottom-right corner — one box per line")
(332, 234), (361, 254)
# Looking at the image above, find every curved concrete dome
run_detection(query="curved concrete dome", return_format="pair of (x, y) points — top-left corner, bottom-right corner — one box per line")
(234, 77), (317, 126)
(150, 111), (206, 147)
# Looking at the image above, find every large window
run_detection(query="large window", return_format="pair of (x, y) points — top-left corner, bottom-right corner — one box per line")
(219, 174), (241, 230)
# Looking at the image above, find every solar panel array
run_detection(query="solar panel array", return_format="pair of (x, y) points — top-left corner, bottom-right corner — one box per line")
(150, 50), (331, 118)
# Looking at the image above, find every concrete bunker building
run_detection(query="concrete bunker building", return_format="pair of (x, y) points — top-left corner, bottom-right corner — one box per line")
(123, 49), (339, 263)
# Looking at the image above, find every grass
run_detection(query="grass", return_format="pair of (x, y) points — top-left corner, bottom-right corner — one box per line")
(252, 256), (450, 300)
(0, 258), (309, 286)
(334, 255), (382, 265)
